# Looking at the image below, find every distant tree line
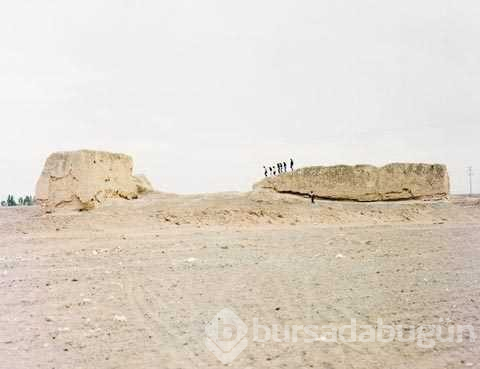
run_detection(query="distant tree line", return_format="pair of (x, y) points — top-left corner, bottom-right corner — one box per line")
(0, 195), (35, 207)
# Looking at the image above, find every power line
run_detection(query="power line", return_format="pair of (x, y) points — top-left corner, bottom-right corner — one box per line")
(467, 166), (474, 196)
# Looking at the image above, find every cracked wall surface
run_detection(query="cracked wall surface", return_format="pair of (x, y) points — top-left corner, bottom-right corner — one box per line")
(253, 163), (449, 202)
(35, 150), (153, 211)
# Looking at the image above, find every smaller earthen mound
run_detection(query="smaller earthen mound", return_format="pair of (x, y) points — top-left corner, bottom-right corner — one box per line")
(133, 174), (154, 194)
(35, 150), (154, 211)
(254, 163), (449, 201)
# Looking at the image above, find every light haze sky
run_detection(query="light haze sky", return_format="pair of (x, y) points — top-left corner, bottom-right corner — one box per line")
(1, 0), (479, 198)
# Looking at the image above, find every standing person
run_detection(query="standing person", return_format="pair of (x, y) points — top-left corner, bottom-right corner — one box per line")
(263, 166), (268, 177)
(269, 166), (273, 176)
(283, 162), (287, 172)
(278, 163), (282, 174)
(273, 168), (277, 176)
(310, 191), (315, 204)
(290, 158), (294, 171)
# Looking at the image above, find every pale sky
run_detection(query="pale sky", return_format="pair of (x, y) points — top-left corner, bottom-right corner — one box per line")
(1, 0), (479, 199)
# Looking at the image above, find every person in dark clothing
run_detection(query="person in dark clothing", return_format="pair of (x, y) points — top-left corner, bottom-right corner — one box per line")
(263, 166), (268, 177)
(290, 158), (294, 171)
(283, 162), (287, 172)
(273, 168), (277, 176)
(310, 191), (315, 204)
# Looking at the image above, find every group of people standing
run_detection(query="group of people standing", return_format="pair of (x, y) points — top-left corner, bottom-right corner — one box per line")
(263, 158), (294, 177)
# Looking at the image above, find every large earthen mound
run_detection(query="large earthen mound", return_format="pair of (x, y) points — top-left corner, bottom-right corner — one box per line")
(35, 150), (153, 211)
(254, 163), (449, 201)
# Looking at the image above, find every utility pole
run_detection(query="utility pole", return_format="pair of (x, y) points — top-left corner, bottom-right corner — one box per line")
(467, 166), (473, 196)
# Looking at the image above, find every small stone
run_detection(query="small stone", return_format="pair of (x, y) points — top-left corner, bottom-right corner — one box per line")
(113, 315), (127, 322)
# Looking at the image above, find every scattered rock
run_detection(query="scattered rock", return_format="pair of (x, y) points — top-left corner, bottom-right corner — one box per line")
(113, 315), (127, 322)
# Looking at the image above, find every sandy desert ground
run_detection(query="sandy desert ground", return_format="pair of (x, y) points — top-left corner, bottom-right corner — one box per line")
(1, 191), (480, 369)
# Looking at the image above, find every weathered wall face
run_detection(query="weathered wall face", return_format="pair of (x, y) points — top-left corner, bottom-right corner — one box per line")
(36, 150), (153, 211)
(254, 163), (450, 201)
